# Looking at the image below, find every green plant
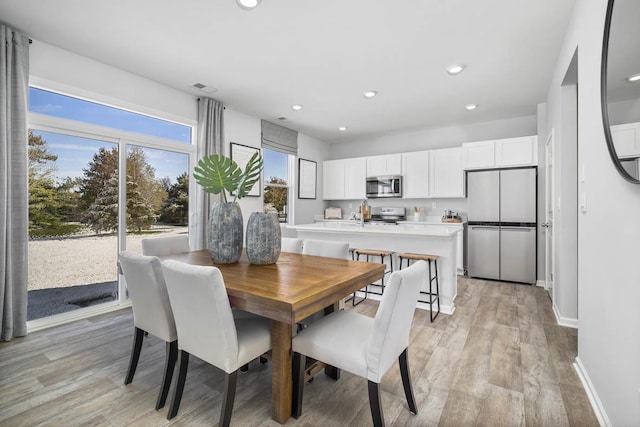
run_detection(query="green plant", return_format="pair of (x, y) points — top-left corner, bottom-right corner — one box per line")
(193, 152), (263, 202)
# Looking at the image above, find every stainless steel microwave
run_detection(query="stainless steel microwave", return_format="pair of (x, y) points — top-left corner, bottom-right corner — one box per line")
(366, 175), (402, 198)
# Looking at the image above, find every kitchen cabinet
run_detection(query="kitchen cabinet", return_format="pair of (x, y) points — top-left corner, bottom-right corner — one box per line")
(462, 140), (495, 169)
(322, 157), (366, 200)
(366, 154), (402, 176)
(611, 122), (640, 158)
(462, 135), (538, 169)
(401, 151), (429, 198)
(429, 147), (464, 198)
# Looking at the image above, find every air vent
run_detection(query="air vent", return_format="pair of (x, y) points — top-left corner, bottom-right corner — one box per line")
(191, 83), (217, 94)
(278, 117), (287, 121)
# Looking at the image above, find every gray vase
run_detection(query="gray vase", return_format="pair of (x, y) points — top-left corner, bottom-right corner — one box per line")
(246, 212), (281, 265)
(209, 201), (243, 264)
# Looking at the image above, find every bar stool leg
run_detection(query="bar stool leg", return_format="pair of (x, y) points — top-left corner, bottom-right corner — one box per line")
(351, 251), (368, 306)
(434, 259), (440, 319)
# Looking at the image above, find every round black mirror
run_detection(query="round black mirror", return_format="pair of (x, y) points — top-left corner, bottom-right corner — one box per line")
(601, 0), (640, 183)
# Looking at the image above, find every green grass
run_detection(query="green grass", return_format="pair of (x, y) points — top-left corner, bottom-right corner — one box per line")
(29, 223), (86, 238)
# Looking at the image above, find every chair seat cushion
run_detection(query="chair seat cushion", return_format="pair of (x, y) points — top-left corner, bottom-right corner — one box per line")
(234, 311), (272, 368)
(292, 310), (372, 379)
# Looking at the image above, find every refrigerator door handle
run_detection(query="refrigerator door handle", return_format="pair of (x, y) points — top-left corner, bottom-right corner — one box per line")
(469, 226), (499, 230)
(500, 227), (535, 231)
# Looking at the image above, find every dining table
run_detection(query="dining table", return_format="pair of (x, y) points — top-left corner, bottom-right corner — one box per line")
(159, 249), (385, 424)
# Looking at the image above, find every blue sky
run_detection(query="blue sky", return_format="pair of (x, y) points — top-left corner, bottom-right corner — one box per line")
(30, 87), (287, 185)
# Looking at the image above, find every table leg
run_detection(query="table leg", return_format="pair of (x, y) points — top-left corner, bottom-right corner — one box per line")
(271, 320), (292, 423)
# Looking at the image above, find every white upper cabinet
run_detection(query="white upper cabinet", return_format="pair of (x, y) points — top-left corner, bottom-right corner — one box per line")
(401, 151), (429, 198)
(462, 140), (495, 169)
(495, 136), (538, 167)
(462, 135), (538, 170)
(429, 147), (464, 198)
(322, 157), (366, 200)
(345, 157), (367, 199)
(366, 154), (402, 176)
(611, 123), (640, 158)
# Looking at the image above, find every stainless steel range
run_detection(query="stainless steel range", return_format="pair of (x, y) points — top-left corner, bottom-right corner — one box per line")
(369, 206), (406, 224)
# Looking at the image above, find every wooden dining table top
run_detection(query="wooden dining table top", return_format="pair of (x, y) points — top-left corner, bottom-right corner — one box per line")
(159, 249), (385, 325)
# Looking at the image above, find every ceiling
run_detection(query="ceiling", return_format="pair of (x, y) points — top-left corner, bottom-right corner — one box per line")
(0, 0), (577, 143)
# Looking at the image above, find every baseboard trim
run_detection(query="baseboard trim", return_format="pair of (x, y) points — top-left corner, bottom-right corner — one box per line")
(27, 301), (132, 333)
(536, 279), (546, 288)
(574, 357), (611, 427)
(552, 301), (578, 328)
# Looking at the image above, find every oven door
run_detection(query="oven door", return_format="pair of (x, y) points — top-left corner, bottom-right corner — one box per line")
(366, 176), (402, 198)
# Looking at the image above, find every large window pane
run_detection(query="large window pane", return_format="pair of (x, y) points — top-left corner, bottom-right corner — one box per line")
(29, 87), (191, 143)
(263, 148), (289, 223)
(125, 145), (189, 253)
(28, 130), (119, 320)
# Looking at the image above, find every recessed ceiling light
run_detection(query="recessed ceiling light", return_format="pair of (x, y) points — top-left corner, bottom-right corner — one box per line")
(236, 0), (261, 10)
(338, 126), (347, 131)
(465, 104), (478, 111)
(446, 65), (465, 75)
(363, 90), (378, 99)
(291, 104), (303, 111)
(626, 73), (640, 83)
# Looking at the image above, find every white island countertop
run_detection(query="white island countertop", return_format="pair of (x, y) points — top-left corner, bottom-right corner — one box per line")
(292, 222), (461, 238)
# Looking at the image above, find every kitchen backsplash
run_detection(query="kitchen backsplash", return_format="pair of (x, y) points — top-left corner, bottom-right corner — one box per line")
(326, 198), (468, 220)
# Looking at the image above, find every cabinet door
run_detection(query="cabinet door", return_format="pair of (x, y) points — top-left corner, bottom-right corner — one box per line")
(462, 140), (495, 170)
(611, 123), (640, 158)
(429, 147), (464, 198)
(366, 154), (402, 176)
(345, 157), (366, 199)
(402, 151), (429, 198)
(322, 160), (345, 200)
(495, 136), (538, 167)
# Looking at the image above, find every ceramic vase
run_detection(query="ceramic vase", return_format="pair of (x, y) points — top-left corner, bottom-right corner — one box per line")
(246, 212), (281, 265)
(208, 201), (243, 264)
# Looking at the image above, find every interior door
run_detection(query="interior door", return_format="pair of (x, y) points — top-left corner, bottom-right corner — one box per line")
(544, 132), (555, 296)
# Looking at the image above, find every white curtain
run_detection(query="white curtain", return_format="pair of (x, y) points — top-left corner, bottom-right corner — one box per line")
(195, 98), (224, 250)
(0, 26), (29, 341)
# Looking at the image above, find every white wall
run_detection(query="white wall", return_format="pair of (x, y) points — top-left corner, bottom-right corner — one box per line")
(330, 115), (537, 158)
(544, 0), (640, 424)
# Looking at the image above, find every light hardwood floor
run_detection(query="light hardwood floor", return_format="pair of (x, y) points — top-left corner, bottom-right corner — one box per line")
(0, 277), (599, 426)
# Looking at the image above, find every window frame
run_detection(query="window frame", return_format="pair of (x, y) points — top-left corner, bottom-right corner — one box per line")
(262, 148), (295, 224)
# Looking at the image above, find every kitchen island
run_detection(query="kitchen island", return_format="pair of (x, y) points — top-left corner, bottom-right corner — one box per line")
(291, 222), (461, 314)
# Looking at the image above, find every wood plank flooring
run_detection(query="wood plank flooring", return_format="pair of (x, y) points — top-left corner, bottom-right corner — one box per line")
(0, 277), (599, 426)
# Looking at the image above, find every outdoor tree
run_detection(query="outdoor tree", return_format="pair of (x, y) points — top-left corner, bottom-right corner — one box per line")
(159, 172), (189, 225)
(80, 146), (167, 233)
(28, 130), (62, 233)
(263, 177), (288, 216)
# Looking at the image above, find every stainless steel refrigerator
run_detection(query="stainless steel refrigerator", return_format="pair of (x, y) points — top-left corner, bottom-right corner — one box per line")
(466, 167), (537, 284)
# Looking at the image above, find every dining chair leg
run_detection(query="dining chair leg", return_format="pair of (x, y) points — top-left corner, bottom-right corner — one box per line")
(367, 380), (385, 427)
(398, 348), (418, 414)
(167, 350), (190, 420)
(240, 363), (249, 372)
(219, 370), (238, 427)
(124, 327), (144, 385)
(155, 340), (178, 410)
(259, 356), (268, 364)
(292, 352), (305, 419)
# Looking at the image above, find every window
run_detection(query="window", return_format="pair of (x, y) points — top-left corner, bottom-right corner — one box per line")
(263, 149), (293, 223)
(27, 87), (195, 323)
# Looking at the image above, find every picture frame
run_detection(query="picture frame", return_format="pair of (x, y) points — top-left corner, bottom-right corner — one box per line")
(230, 142), (261, 197)
(298, 158), (317, 199)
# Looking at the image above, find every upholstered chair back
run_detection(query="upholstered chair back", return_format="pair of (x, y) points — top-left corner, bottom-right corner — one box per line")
(301, 239), (349, 259)
(142, 235), (190, 257)
(162, 260), (240, 373)
(366, 260), (426, 383)
(281, 237), (304, 253)
(118, 251), (177, 342)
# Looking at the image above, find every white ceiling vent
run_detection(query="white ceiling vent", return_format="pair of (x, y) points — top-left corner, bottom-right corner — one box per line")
(191, 83), (217, 94)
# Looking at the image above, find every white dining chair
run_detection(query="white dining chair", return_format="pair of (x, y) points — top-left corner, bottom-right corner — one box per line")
(118, 251), (177, 411)
(301, 239), (349, 259)
(291, 260), (427, 427)
(161, 260), (272, 426)
(281, 237), (304, 253)
(142, 234), (190, 257)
